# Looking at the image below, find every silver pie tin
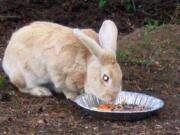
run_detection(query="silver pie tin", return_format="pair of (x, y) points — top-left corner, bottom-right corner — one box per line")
(74, 91), (164, 121)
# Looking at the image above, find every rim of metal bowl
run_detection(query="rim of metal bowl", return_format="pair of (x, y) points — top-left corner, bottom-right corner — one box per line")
(74, 91), (165, 114)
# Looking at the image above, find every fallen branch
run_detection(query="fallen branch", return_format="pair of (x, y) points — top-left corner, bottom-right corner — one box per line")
(0, 15), (21, 20)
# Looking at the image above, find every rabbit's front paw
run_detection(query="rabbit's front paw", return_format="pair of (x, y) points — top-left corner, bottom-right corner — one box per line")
(63, 91), (78, 100)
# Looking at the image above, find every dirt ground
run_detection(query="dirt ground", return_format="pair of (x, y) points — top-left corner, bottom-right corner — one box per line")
(0, 0), (179, 135)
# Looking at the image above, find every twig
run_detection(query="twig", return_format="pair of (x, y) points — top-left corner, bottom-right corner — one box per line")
(136, 9), (158, 17)
(170, 0), (180, 23)
(131, 0), (136, 12)
(0, 15), (21, 20)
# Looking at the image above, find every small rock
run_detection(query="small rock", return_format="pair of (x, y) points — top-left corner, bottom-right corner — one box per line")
(27, 110), (31, 114)
(85, 126), (88, 129)
(155, 124), (162, 129)
(112, 123), (119, 128)
(155, 61), (161, 66)
(38, 119), (44, 124)
(38, 119), (47, 124)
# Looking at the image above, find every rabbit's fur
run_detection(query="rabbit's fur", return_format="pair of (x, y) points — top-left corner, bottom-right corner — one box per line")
(3, 20), (122, 102)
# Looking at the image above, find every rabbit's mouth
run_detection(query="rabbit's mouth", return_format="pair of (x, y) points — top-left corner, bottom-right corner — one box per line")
(84, 83), (119, 102)
(99, 94), (115, 103)
(84, 87), (109, 102)
(101, 89), (121, 102)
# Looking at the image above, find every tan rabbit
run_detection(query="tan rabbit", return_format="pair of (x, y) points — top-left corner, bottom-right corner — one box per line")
(2, 20), (122, 102)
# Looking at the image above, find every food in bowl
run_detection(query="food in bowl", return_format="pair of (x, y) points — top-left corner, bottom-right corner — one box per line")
(94, 102), (150, 111)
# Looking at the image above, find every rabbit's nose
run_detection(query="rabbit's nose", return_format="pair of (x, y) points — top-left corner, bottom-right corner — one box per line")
(107, 98), (114, 103)
(101, 94), (112, 102)
(108, 92), (118, 99)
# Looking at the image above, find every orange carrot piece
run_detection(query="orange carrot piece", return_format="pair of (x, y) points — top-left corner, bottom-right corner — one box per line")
(97, 104), (113, 110)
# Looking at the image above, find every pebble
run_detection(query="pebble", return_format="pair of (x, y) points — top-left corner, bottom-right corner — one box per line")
(85, 126), (88, 129)
(38, 119), (44, 124)
(155, 124), (162, 129)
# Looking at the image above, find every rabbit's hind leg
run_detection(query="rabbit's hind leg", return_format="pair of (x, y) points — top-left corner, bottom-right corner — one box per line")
(10, 72), (52, 97)
(10, 72), (26, 90)
(21, 70), (52, 97)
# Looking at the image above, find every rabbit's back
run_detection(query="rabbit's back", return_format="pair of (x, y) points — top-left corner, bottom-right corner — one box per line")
(8, 21), (72, 49)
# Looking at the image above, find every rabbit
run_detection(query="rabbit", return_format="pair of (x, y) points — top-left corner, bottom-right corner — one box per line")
(2, 20), (122, 102)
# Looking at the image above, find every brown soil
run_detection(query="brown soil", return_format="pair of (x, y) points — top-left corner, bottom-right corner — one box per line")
(0, 0), (179, 135)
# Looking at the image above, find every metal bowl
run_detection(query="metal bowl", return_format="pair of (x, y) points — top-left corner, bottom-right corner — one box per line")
(74, 91), (164, 121)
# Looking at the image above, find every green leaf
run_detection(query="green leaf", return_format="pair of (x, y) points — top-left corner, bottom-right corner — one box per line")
(99, 0), (107, 8)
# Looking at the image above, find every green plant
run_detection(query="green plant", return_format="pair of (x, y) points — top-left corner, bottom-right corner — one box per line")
(117, 50), (131, 59)
(122, 0), (132, 11)
(145, 19), (161, 30)
(138, 32), (152, 49)
(173, 44), (180, 50)
(98, 0), (108, 8)
(0, 76), (7, 87)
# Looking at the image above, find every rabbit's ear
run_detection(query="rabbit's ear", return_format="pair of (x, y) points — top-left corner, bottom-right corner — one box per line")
(73, 29), (104, 57)
(99, 20), (118, 55)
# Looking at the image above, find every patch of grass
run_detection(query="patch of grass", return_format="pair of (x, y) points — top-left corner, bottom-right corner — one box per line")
(142, 32), (152, 44)
(145, 19), (161, 30)
(135, 31), (152, 50)
(137, 37), (152, 50)
(0, 76), (7, 87)
(117, 49), (155, 67)
(117, 50), (131, 59)
(173, 44), (180, 50)
(138, 43), (148, 49)
(120, 58), (155, 67)
(130, 59), (154, 66)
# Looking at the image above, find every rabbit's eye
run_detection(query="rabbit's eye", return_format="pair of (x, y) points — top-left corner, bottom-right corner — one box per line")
(103, 74), (109, 82)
